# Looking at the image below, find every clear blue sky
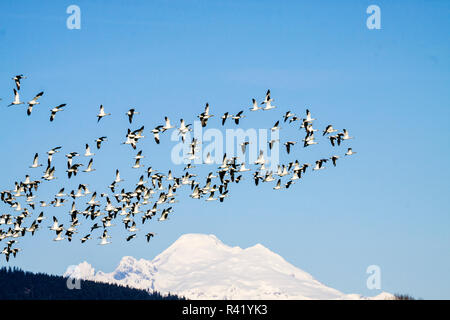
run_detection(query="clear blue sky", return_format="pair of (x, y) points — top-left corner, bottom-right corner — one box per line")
(0, 0), (449, 299)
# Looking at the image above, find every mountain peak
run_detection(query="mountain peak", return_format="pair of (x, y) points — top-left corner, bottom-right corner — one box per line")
(118, 256), (137, 266)
(63, 261), (95, 279)
(171, 233), (228, 249)
(64, 233), (393, 300)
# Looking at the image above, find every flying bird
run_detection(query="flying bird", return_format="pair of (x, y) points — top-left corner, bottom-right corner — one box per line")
(29, 153), (42, 168)
(145, 232), (156, 242)
(249, 99), (262, 111)
(284, 141), (296, 154)
(27, 91), (44, 116)
(97, 105), (111, 122)
(95, 136), (107, 149)
(8, 89), (24, 107)
(50, 104), (66, 122)
(126, 108), (139, 123)
(12, 74), (26, 90)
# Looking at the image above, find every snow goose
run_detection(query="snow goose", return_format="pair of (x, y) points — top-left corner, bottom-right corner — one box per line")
(126, 108), (139, 123)
(329, 135), (337, 147)
(268, 139), (279, 150)
(162, 116), (175, 131)
(232, 111), (245, 124)
(86, 192), (100, 206)
(84, 144), (95, 157)
(305, 109), (315, 123)
(29, 153), (42, 168)
(95, 136), (107, 149)
(26, 91), (44, 116)
(271, 120), (281, 131)
(273, 179), (282, 190)
(283, 111), (295, 122)
(128, 221), (139, 232)
(145, 232), (156, 242)
(97, 105), (111, 122)
(254, 150), (266, 165)
(249, 98), (262, 111)
(81, 234), (91, 243)
(83, 158), (96, 172)
(132, 158), (143, 169)
(205, 191), (217, 201)
(158, 207), (172, 221)
(204, 152), (214, 164)
(49, 217), (60, 231)
(134, 150), (144, 160)
(49, 104), (66, 122)
(8, 89), (24, 107)
(219, 190), (228, 202)
(303, 133), (318, 147)
(284, 141), (296, 154)
(98, 230), (111, 245)
(323, 125), (338, 136)
(261, 89), (272, 105)
(152, 126), (163, 144)
(345, 148), (356, 156)
(198, 103), (214, 127)
(126, 234), (137, 241)
(238, 162), (251, 172)
(12, 74), (26, 90)
(342, 129), (353, 140)
(53, 230), (65, 241)
(240, 141), (250, 154)
(330, 155), (339, 166)
(114, 170), (124, 183)
(221, 112), (233, 125)
(263, 171), (275, 182)
(290, 170), (301, 181)
(263, 100), (276, 111)
(55, 188), (66, 197)
(313, 159), (327, 171)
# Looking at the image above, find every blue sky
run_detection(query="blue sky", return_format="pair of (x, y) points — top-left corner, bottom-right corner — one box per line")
(0, 0), (449, 299)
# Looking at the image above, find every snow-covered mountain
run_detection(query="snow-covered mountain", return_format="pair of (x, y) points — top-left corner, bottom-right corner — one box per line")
(64, 233), (393, 300)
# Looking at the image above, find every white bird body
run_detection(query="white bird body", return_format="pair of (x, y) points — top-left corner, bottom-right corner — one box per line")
(83, 159), (96, 172)
(249, 98), (262, 111)
(84, 144), (95, 157)
(30, 153), (42, 168)
(27, 91), (44, 115)
(8, 89), (24, 106)
(342, 129), (353, 140)
(273, 179), (282, 190)
(97, 105), (111, 122)
(263, 100), (276, 111)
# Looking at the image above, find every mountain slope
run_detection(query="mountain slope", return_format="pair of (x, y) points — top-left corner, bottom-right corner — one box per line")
(0, 267), (182, 300)
(64, 233), (393, 300)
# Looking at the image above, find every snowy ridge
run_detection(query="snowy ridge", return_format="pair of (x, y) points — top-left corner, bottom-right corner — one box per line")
(64, 234), (393, 300)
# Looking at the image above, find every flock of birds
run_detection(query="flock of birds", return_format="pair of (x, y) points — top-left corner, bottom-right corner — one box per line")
(0, 76), (356, 262)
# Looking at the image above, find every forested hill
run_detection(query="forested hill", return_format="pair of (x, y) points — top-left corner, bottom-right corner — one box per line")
(0, 267), (184, 300)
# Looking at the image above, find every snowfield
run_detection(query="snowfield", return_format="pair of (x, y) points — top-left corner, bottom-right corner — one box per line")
(64, 233), (393, 300)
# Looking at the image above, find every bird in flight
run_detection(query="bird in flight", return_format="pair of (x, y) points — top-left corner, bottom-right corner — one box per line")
(26, 91), (44, 116)
(8, 89), (24, 107)
(12, 74), (26, 90)
(50, 104), (66, 122)
(126, 108), (139, 124)
(97, 105), (111, 122)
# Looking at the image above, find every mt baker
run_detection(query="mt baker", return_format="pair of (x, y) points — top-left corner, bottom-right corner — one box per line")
(64, 233), (393, 300)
